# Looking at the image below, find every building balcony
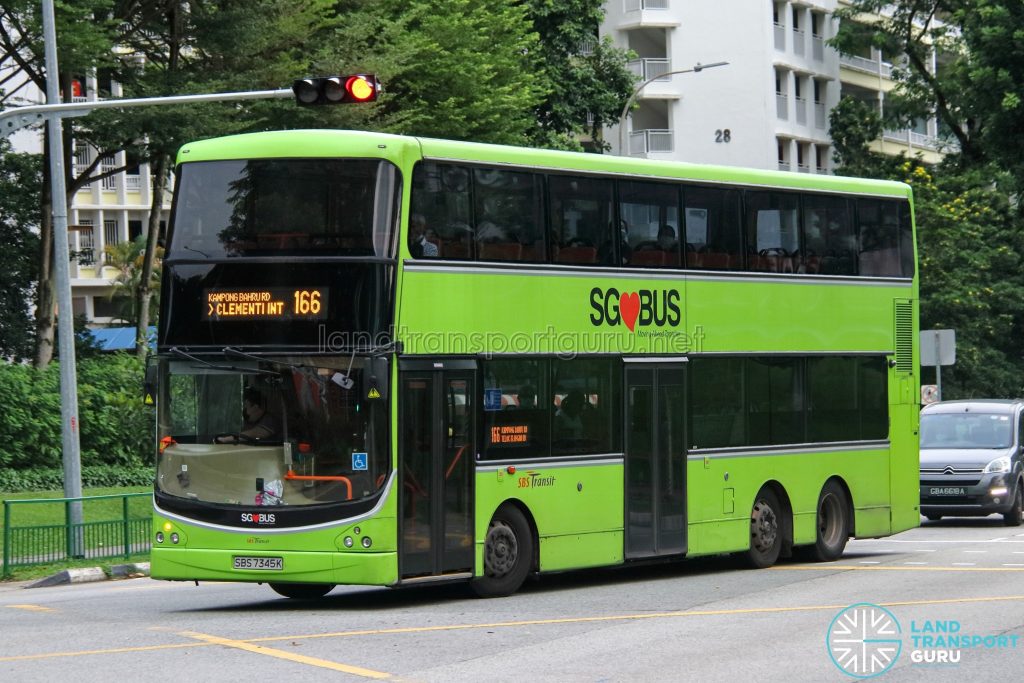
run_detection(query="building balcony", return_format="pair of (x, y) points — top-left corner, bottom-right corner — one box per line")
(795, 96), (807, 126)
(776, 93), (788, 120)
(774, 23), (785, 50)
(812, 36), (824, 62)
(883, 128), (945, 151)
(814, 102), (826, 129)
(840, 54), (893, 78)
(627, 58), (671, 82)
(629, 129), (673, 155)
(624, 0), (669, 10)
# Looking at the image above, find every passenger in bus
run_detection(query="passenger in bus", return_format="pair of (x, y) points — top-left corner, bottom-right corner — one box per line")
(555, 391), (588, 439)
(409, 214), (439, 257)
(657, 224), (679, 251)
(215, 387), (279, 443)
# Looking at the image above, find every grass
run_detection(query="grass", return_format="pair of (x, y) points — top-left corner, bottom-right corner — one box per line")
(1, 486), (152, 582)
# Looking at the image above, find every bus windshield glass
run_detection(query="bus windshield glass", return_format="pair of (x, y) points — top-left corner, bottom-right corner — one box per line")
(920, 413), (1013, 449)
(168, 159), (399, 258)
(156, 357), (388, 507)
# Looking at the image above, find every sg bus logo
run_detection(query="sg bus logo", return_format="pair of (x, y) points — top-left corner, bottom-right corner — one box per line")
(589, 287), (681, 332)
(241, 513), (276, 525)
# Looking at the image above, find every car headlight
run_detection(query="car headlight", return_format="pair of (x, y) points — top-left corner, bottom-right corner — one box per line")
(983, 457), (1011, 474)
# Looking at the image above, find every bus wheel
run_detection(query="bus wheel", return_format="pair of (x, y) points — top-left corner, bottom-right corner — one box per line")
(744, 488), (782, 569)
(1003, 485), (1023, 527)
(807, 480), (850, 562)
(269, 583), (335, 599)
(471, 505), (533, 598)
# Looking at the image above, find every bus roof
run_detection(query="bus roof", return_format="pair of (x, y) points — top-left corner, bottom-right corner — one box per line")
(177, 129), (912, 199)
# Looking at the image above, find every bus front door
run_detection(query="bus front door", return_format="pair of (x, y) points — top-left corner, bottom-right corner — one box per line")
(399, 369), (475, 580)
(624, 362), (687, 559)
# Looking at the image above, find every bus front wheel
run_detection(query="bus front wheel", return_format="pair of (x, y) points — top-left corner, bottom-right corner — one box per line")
(744, 488), (783, 569)
(471, 505), (533, 598)
(269, 583), (335, 599)
(806, 480), (850, 562)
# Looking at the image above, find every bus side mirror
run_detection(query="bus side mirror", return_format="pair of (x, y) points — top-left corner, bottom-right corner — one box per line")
(143, 362), (158, 406)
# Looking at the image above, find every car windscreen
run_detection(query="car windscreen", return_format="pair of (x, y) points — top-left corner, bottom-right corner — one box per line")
(920, 413), (1014, 449)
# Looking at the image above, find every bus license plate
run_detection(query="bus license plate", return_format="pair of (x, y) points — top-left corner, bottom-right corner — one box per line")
(233, 556), (283, 570)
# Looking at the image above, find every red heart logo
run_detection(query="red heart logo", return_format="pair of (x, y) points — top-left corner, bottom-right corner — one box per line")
(619, 292), (640, 332)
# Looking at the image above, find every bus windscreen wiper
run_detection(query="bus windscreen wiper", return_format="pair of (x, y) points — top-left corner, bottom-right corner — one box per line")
(169, 347), (279, 376)
(224, 346), (355, 390)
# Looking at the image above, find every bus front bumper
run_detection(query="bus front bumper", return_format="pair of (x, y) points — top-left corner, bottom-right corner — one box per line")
(151, 547), (398, 586)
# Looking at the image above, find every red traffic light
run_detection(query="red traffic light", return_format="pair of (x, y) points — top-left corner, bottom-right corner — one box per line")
(292, 75), (379, 105)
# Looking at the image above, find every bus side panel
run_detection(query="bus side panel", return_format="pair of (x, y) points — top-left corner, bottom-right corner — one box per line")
(684, 448), (892, 556)
(474, 463), (624, 574)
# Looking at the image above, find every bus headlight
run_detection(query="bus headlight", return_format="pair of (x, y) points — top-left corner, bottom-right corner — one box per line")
(984, 457), (1011, 474)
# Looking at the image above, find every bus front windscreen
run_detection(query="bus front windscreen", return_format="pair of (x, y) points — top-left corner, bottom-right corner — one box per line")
(168, 159), (398, 259)
(156, 357), (388, 508)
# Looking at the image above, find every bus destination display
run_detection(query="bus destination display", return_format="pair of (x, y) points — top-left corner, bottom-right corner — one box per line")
(203, 287), (328, 321)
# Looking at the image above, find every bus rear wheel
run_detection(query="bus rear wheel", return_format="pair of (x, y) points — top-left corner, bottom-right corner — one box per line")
(744, 488), (783, 569)
(806, 480), (850, 562)
(269, 583), (335, 599)
(471, 505), (533, 598)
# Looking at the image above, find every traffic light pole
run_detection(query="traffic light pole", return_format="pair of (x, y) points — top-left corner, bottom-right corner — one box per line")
(16, 0), (293, 557)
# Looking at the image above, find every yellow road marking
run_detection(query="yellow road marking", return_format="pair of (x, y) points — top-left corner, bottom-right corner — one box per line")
(177, 631), (391, 679)
(5, 594), (1024, 664)
(6, 604), (56, 613)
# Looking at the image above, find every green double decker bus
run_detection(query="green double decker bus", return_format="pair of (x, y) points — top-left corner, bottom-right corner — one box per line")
(150, 130), (920, 598)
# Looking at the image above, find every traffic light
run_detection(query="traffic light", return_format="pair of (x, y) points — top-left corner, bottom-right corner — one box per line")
(292, 75), (380, 105)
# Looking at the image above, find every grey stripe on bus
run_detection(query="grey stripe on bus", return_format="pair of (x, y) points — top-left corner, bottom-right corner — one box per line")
(687, 440), (892, 460)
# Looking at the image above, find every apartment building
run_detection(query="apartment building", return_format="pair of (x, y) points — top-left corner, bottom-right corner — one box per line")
(601, 0), (948, 170)
(2, 70), (173, 326)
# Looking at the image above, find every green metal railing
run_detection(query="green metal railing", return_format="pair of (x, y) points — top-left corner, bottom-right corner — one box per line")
(2, 493), (151, 577)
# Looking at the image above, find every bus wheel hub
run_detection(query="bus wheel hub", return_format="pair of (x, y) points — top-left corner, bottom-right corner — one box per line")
(485, 521), (519, 577)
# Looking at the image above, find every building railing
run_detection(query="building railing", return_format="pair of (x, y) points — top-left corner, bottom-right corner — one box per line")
(812, 35), (824, 61)
(797, 163), (811, 173)
(2, 493), (152, 577)
(627, 58), (672, 82)
(839, 53), (893, 78)
(778, 161), (791, 172)
(629, 129), (673, 155)
(793, 28), (805, 56)
(624, 0), (669, 10)
(795, 96), (807, 125)
(776, 93), (788, 120)
(883, 128), (943, 150)
(577, 38), (596, 57)
(125, 175), (141, 190)
(774, 23), (786, 50)
(814, 102), (826, 129)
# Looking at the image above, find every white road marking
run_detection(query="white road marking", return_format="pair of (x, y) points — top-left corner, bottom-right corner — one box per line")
(903, 562), (927, 565)
(952, 563), (976, 566)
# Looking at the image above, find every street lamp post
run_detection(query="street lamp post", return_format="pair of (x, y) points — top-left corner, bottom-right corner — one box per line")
(618, 61), (729, 156)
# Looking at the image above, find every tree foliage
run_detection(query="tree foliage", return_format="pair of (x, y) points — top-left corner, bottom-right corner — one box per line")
(0, 139), (40, 360)
(831, 0), (1024, 398)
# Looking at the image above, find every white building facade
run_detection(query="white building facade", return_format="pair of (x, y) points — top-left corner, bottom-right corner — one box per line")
(602, 0), (947, 171)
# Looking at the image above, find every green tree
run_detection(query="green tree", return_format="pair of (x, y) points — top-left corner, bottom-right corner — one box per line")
(0, 139), (41, 360)
(831, 1), (983, 164)
(522, 0), (636, 150)
(330, 0), (547, 145)
(102, 236), (161, 326)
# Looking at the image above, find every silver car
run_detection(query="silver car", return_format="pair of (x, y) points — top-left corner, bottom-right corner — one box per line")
(919, 400), (1024, 525)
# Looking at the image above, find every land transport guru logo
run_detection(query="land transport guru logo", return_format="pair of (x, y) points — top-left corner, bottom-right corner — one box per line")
(589, 287), (681, 332)
(827, 603), (902, 678)
(826, 602), (1021, 677)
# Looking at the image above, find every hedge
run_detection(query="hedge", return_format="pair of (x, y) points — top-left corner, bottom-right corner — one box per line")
(0, 465), (153, 493)
(0, 354), (154, 473)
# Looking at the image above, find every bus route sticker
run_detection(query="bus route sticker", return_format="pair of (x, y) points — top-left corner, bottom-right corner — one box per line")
(352, 452), (368, 471)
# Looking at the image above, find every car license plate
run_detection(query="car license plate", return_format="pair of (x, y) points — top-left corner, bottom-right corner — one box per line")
(928, 487), (966, 496)
(233, 556), (283, 570)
